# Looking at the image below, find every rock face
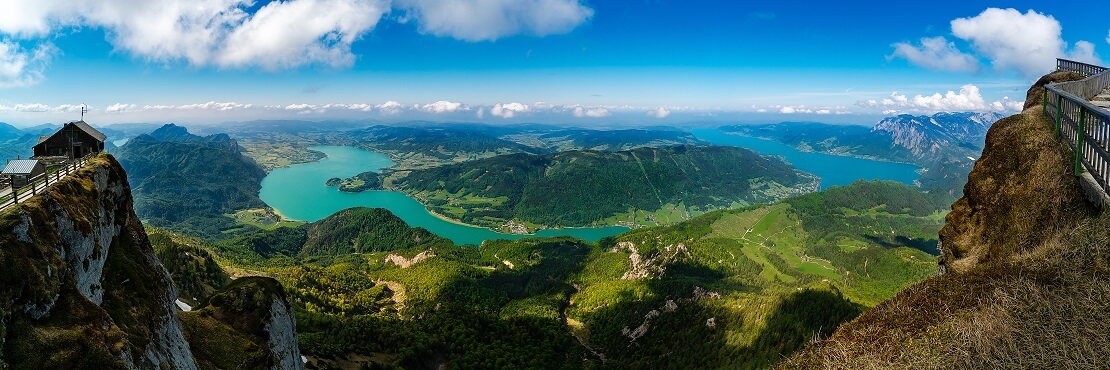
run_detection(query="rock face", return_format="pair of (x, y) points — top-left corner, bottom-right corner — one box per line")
(195, 276), (305, 370)
(0, 154), (197, 369)
(266, 295), (304, 370)
(612, 241), (690, 280)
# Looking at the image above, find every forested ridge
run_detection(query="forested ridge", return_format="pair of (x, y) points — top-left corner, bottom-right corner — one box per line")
(393, 145), (817, 228)
(116, 125), (268, 238)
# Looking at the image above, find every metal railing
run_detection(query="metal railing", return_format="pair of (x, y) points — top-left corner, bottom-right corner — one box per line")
(1044, 59), (1110, 197)
(0, 153), (96, 211)
(1057, 58), (1109, 77)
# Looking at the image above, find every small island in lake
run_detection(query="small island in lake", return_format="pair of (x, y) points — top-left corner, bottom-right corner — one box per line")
(325, 171), (384, 192)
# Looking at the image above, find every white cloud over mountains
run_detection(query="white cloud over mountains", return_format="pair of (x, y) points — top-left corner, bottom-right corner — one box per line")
(0, 103), (83, 112)
(572, 106), (610, 118)
(856, 84), (1023, 113)
(0, 0), (594, 86)
(490, 102), (531, 118)
(892, 8), (1101, 77)
(647, 107), (671, 118)
(421, 100), (465, 113)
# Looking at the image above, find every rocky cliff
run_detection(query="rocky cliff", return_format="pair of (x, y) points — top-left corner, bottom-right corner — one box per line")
(782, 71), (1110, 369)
(0, 153), (196, 369)
(0, 154), (301, 370)
(181, 277), (304, 370)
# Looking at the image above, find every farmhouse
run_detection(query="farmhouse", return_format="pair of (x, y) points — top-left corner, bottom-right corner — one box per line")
(32, 121), (106, 160)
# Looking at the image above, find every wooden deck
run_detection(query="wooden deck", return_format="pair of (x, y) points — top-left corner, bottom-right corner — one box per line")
(1092, 87), (1110, 110)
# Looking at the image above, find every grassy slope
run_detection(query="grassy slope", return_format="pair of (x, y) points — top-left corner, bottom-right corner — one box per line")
(782, 71), (1110, 369)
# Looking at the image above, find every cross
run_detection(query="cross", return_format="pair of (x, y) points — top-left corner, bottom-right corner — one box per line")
(80, 104), (88, 121)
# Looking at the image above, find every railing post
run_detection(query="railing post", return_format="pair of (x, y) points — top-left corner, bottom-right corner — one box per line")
(1077, 107), (1087, 175)
(1043, 89), (1048, 117)
(1056, 94), (1064, 139)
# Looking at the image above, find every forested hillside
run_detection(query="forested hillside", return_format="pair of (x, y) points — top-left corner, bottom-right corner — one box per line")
(116, 124), (268, 238)
(391, 145), (818, 230)
(185, 180), (947, 369)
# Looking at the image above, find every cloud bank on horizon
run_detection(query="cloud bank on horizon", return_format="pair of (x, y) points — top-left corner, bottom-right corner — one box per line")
(0, 3), (1107, 125)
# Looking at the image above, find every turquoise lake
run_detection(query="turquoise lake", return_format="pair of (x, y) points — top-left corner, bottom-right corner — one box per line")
(690, 129), (921, 189)
(259, 145), (630, 246)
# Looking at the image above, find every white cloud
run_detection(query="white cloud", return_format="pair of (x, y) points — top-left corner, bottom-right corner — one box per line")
(422, 100), (463, 113)
(950, 8), (1100, 77)
(334, 103), (372, 112)
(0, 0), (389, 70)
(1067, 40), (1101, 65)
(890, 36), (979, 73)
(217, 0), (388, 70)
(1107, 29), (1110, 44)
(285, 103), (315, 111)
(0, 40), (56, 88)
(0, 103), (84, 112)
(144, 101), (252, 111)
(106, 103), (138, 113)
(857, 84), (1024, 113)
(647, 107), (671, 118)
(490, 102), (530, 118)
(778, 105), (813, 114)
(394, 0), (593, 41)
(756, 108), (768, 113)
(572, 106), (610, 118)
(376, 100), (404, 115)
(816, 109), (831, 114)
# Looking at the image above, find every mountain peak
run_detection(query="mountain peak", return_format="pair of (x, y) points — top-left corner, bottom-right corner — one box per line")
(149, 123), (199, 142)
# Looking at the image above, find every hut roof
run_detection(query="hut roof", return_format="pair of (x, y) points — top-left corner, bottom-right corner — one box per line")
(2, 160), (42, 175)
(70, 121), (107, 142)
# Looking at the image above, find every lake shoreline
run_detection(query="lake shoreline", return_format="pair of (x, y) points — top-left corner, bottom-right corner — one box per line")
(259, 145), (630, 245)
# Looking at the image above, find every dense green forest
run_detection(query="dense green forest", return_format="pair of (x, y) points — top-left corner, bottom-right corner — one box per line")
(168, 180), (947, 369)
(116, 124), (268, 238)
(391, 145), (818, 229)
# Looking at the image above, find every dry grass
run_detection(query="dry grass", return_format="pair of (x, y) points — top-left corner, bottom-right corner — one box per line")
(940, 71), (1096, 273)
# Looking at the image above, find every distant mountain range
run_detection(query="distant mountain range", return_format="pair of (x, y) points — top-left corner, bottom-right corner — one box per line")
(720, 112), (1003, 193)
(871, 112), (1001, 162)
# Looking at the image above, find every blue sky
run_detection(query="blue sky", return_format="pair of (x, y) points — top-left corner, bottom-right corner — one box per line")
(0, 1), (1108, 126)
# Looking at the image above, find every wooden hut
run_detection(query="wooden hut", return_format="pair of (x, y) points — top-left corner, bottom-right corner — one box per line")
(32, 121), (106, 160)
(2, 160), (46, 188)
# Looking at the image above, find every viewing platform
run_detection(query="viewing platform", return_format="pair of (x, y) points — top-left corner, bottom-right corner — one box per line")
(1045, 58), (1110, 208)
